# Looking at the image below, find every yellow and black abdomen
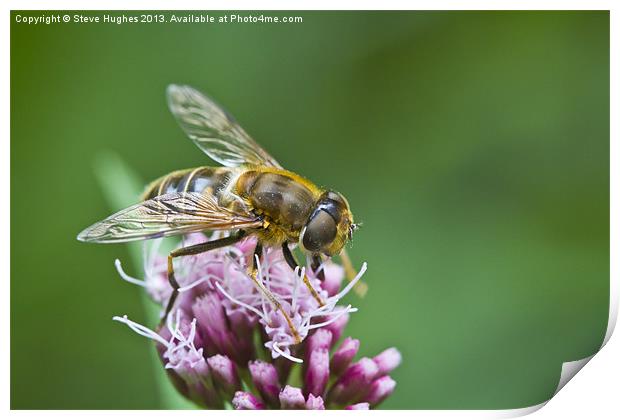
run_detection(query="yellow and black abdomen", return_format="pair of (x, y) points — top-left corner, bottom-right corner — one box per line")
(236, 169), (321, 239)
(142, 166), (232, 201)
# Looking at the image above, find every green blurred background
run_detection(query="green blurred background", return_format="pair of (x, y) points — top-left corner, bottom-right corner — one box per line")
(11, 11), (609, 409)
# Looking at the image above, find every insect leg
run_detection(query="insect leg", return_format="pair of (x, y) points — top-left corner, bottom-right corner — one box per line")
(311, 254), (325, 281)
(281, 242), (326, 307)
(162, 230), (247, 325)
(248, 242), (302, 344)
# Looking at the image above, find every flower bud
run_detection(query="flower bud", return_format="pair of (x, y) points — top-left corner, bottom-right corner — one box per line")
(365, 376), (396, 407)
(173, 357), (222, 409)
(306, 328), (332, 358)
(232, 391), (265, 410)
(192, 294), (235, 356)
(304, 348), (330, 397)
(328, 357), (379, 405)
(207, 354), (239, 399)
(305, 394), (325, 410)
(249, 360), (281, 407)
(279, 385), (306, 409)
(373, 347), (402, 377)
(330, 337), (359, 376)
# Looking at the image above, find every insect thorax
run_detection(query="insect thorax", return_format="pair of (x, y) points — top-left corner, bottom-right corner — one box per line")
(236, 168), (322, 243)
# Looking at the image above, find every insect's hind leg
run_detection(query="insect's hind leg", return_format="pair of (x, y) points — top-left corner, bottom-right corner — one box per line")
(161, 230), (247, 325)
(248, 243), (302, 344)
(282, 242), (326, 307)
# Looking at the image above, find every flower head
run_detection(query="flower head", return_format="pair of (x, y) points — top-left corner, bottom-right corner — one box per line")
(113, 233), (401, 409)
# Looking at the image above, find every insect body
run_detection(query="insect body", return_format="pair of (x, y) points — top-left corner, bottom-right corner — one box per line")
(78, 85), (359, 343)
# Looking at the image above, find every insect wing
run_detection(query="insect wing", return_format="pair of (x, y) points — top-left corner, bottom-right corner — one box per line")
(77, 192), (262, 243)
(167, 84), (282, 168)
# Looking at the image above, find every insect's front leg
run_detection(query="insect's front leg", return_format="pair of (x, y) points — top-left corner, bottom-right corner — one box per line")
(247, 242), (301, 344)
(248, 242), (263, 278)
(282, 242), (326, 307)
(161, 230), (247, 326)
(311, 254), (325, 281)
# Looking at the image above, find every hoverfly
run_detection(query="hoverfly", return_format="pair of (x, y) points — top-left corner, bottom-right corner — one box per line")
(78, 85), (361, 343)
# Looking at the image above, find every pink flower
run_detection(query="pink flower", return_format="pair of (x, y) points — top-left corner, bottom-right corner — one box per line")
(365, 376), (397, 406)
(249, 360), (281, 407)
(328, 357), (379, 405)
(304, 347), (330, 397)
(279, 385), (306, 409)
(331, 337), (360, 376)
(232, 391), (265, 410)
(113, 233), (400, 409)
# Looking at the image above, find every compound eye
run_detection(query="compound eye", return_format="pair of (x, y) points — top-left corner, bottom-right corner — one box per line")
(326, 191), (348, 207)
(302, 210), (337, 253)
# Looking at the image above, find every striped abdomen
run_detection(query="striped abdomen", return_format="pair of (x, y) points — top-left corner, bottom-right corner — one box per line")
(142, 166), (232, 201)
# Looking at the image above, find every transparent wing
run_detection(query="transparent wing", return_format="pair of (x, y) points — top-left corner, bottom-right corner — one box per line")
(77, 192), (262, 243)
(167, 84), (282, 168)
